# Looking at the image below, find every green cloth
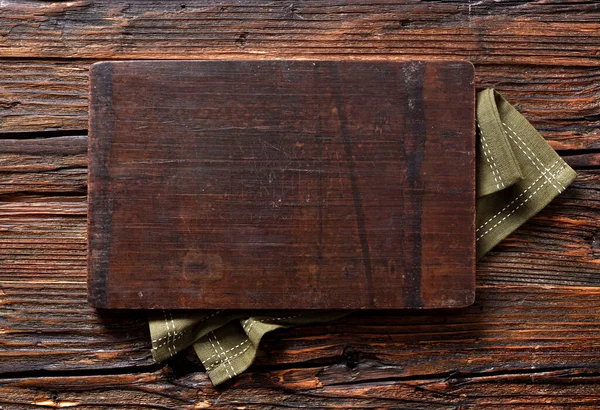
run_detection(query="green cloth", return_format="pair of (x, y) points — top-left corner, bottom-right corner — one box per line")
(148, 89), (577, 386)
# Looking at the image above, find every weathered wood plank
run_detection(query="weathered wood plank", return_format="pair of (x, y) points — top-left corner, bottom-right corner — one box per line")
(0, 0), (599, 65)
(0, 136), (87, 194)
(2, 285), (600, 410)
(1, 61), (597, 150)
(87, 59), (476, 310)
(0, 136), (152, 371)
(0, 0), (598, 404)
(0, 61), (88, 133)
(1, 136), (600, 375)
(0, 193), (153, 372)
(563, 152), (600, 169)
(257, 285), (600, 369)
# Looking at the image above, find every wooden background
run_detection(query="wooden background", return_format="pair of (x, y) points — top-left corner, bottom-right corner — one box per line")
(0, 1), (598, 408)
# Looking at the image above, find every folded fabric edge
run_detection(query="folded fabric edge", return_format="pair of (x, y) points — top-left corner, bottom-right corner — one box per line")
(194, 311), (350, 386)
(476, 164), (576, 259)
(194, 319), (283, 386)
(148, 310), (249, 363)
(476, 88), (524, 198)
(475, 89), (577, 259)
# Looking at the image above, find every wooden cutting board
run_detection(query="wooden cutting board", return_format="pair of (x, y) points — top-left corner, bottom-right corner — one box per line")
(88, 60), (475, 310)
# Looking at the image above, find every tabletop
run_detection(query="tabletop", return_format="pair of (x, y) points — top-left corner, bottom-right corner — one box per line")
(0, 1), (599, 408)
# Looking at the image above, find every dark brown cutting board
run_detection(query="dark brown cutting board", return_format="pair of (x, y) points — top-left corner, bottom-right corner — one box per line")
(88, 60), (475, 310)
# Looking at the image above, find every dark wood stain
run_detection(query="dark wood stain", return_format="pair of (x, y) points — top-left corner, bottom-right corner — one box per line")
(330, 66), (375, 307)
(401, 61), (426, 308)
(315, 84), (325, 291)
(87, 60), (475, 309)
(87, 62), (114, 308)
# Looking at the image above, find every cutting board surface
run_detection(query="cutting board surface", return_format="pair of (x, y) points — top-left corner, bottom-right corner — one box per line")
(88, 60), (475, 309)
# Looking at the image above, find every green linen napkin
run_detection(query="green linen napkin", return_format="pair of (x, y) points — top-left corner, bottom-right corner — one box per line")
(148, 89), (577, 386)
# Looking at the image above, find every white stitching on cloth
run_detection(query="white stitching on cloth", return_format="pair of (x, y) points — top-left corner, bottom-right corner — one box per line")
(476, 159), (561, 232)
(152, 310), (223, 345)
(204, 338), (251, 362)
(214, 334), (237, 377)
(199, 310), (223, 324)
(269, 313), (304, 321)
(208, 333), (232, 379)
(203, 314), (308, 375)
(239, 314), (301, 337)
(204, 315), (305, 373)
(168, 310), (176, 332)
(477, 181), (549, 241)
(154, 313), (185, 344)
(204, 317), (257, 363)
(162, 310), (174, 357)
(168, 310), (177, 356)
(477, 122), (504, 190)
(152, 332), (186, 350)
(206, 344), (252, 372)
(152, 334), (174, 344)
(153, 311), (187, 351)
(152, 330), (187, 345)
(502, 121), (563, 193)
(243, 318), (257, 335)
(476, 163), (567, 241)
(247, 313), (303, 325)
(503, 121), (566, 191)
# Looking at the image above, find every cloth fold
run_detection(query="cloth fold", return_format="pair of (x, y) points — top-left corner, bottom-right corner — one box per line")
(475, 89), (576, 257)
(148, 88), (576, 386)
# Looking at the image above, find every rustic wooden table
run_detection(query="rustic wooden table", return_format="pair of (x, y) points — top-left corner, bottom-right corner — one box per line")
(0, 1), (599, 408)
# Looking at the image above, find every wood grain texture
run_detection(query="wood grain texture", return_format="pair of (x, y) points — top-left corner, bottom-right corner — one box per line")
(1, 0), (599, 406)
(0, 62), (598, 149)
(0, 136), (87, 194)
(0, 195), (153, 373)
(0, 0), (598, 66)
(1, 286), (600, 408)
(87, 60), (476, 310)
(0, 61), (88, 133)
(2, 137), (600, 378)
(0, 0), (597, 145)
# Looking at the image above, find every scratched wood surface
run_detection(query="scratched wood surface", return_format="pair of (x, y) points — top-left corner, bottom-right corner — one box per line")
(87, 60), (476, 310)
(0, 0), (599, 408)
